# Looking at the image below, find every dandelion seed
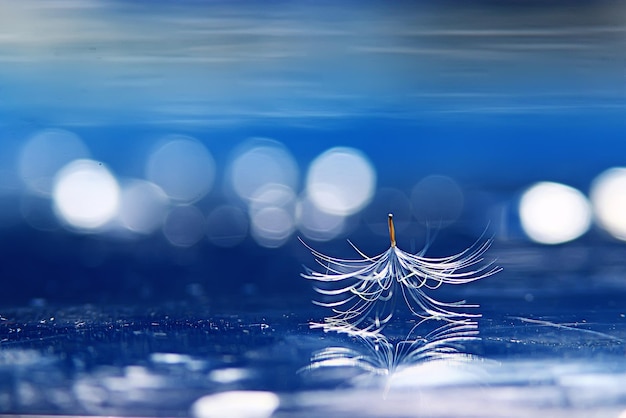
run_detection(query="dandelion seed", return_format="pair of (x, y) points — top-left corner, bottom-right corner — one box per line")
(305, 319), (481, 392)
(301, 214), (501, 333)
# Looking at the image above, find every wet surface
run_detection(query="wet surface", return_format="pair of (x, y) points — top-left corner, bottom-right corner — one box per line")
(0, 277), (624, 417)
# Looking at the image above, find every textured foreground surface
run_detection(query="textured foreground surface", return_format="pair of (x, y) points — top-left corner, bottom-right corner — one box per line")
(0, 277), (624, 417)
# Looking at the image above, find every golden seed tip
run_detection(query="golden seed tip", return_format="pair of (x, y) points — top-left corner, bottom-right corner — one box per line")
(388, 214), (396, 247)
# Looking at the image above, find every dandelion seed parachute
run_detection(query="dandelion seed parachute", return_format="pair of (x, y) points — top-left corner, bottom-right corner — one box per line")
(301, 214), (501, 333)
(306, 318), (480, 379)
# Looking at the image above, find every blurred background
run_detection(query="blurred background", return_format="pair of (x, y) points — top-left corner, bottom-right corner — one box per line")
(0, 0), (624, 307)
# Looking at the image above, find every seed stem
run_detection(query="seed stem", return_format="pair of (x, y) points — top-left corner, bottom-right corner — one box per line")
(388, 213), (396, 247)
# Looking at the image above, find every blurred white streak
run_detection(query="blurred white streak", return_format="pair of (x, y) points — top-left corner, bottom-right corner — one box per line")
(1, 0), (622, 125)
(400, 27), (626, 37)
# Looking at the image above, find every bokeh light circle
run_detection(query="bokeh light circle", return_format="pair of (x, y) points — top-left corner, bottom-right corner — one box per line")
(590, 167), (626, 241)
(519, 182), (592, 244)
(19, 129), (90, 196)
(306, 147), (376, 216)
(52, 159), (120, 230)
(146, 136), (216, 203)
(206, 205), (249, 248)
(191, 391), (280, 418)
(229, 139), (299, 202)
(411, 175), (464, 228)
(118, 180), (170, 235)
(250, 206), (295, 248)
(244, 183), (297, 248)
(248, 184), (297, 216)
(296, 196), (345, 241)
(163, 205), (206, 247)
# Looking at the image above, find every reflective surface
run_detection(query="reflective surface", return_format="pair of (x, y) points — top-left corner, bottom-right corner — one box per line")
(0, 270), (625, 417)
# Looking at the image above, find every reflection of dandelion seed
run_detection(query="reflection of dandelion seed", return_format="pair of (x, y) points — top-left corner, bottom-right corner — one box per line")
(301, 214), (501, 332)
(305, 319), (481, 393)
